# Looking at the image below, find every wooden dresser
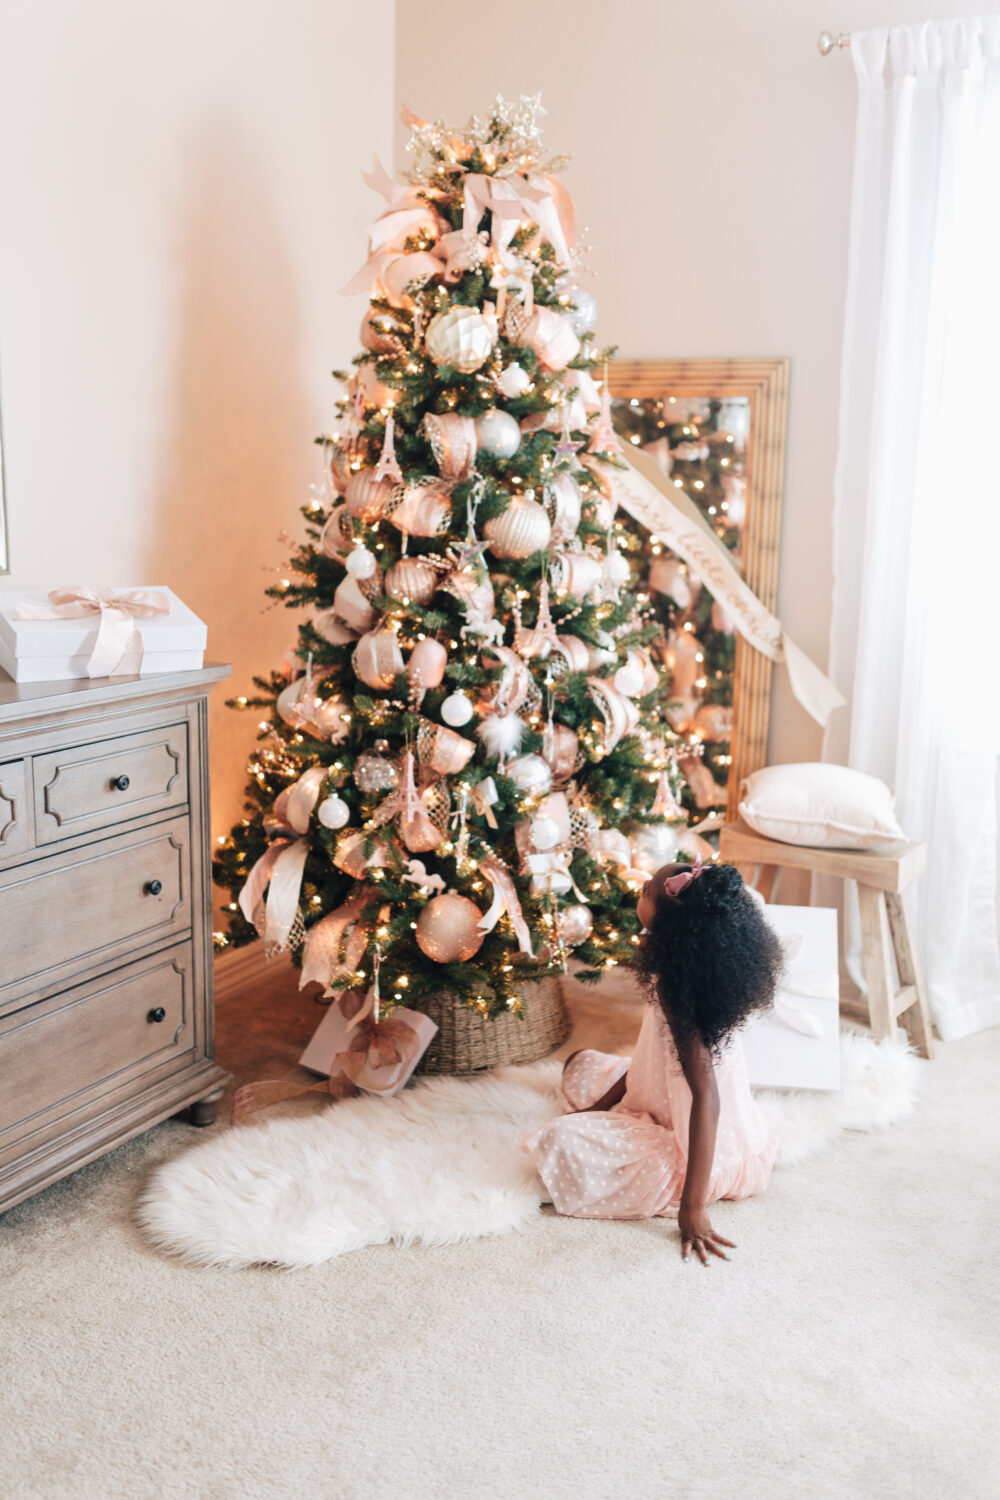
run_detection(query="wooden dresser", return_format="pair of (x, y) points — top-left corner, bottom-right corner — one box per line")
(0, 664), (231, 1214)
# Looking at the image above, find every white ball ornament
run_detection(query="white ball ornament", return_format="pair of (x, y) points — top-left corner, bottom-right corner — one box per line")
(506, 754), (553, 795)
(316, 794), (351, 830)
(530, 815), (562, 851)
(474, 408), (521, 459)
(497, 362), (532, 399)
(441, 691), (474, 727)
(424, 307), (496, 373)
(345, 544), (377, 580)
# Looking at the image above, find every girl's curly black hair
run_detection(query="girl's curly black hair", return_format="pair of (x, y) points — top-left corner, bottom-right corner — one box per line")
(635, 863), (783, 1057)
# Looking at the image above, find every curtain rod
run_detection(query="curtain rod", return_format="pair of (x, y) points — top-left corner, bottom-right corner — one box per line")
(818, 30), (851, 54)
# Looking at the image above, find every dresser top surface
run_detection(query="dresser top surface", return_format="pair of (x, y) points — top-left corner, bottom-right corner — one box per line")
(0, 663), (232, 723)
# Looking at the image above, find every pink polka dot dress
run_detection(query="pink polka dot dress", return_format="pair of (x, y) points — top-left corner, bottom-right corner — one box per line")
(524, 1003), (777, 1219)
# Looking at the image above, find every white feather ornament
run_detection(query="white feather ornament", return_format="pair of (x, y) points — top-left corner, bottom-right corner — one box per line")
(476, 712), (525, 759)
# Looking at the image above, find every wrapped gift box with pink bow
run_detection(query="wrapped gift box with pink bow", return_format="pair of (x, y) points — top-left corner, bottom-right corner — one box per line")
(0, 586), (206, 682)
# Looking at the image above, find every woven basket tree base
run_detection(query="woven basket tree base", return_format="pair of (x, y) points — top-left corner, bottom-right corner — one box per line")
(416, 978), (570, 1075)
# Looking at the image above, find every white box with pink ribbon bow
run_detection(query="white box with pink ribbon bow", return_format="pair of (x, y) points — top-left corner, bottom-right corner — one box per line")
(0, 586), (206, 682)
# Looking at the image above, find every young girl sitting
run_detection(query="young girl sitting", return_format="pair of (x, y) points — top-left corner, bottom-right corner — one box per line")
(524, 860), (783, 1264)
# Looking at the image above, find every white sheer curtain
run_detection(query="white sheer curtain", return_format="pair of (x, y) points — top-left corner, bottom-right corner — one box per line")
(827, 16), (1000, 1041)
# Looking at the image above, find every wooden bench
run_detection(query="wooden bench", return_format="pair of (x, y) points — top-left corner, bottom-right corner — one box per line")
(719, 819), (934, 1058)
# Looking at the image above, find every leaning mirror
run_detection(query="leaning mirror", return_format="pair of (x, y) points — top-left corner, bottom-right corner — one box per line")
(609, 358), (789, 823)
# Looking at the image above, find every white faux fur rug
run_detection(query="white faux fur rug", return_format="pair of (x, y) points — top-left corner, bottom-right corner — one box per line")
(137, 1029), (922, 1270)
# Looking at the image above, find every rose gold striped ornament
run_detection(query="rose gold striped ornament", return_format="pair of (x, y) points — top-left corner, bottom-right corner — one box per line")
(388, 481), (452, 538)
(483, 496), (552, 559)
(352, 629), (405, 689)
(385, 557), (439, 606)
(345, 469), (396, 522)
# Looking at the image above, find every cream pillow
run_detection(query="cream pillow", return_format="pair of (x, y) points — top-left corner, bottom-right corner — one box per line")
(738, 763), (906, 850)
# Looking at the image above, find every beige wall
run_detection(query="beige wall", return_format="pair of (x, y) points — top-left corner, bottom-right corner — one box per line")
(394, 0), (976, 773)
(0, 0), (394, 863)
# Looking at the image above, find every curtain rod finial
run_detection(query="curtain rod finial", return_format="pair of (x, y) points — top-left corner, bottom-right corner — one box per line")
(818, 29), (850, 56)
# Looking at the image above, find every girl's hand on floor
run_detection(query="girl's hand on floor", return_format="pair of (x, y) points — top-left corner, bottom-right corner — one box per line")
(678, 1206), (735, 1265)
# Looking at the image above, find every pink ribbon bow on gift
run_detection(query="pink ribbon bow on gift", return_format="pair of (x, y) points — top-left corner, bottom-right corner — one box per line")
(663, 858), (705, 898)
(14, 585), (170, 679)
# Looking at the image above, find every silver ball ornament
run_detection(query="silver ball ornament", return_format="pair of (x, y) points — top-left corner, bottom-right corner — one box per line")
(316, 794), (351, 830)
(441, 691), (474, 727)
(483, 496), (552, 560)
(474, 408), (521, 459)
(354, 752), (399, 793)
(628, 822), (679, 872)
(506, 754), (553, 795)
(564, 288), (598, 334)
(558, 904), (593, 946)
(346, 544), (377, 580)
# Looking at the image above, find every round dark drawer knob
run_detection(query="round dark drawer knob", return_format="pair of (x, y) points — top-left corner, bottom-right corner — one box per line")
(145, 879), (163, 896)
(111, 774), (130, 792)
(148, 1007), (166, 1024)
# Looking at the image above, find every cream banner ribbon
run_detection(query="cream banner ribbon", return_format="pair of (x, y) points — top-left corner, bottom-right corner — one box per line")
(238, 766), (327, 953)
(14, 585), (170, 678)
(612, 447), (846, 727)
(471, 776), (500, 828)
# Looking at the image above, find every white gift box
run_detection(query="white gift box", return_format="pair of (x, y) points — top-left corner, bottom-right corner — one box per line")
(0, 587), (206, 682)
(741, 904), (841, 1092)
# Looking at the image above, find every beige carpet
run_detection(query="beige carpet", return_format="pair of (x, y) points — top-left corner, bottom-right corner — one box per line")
(2, 962), (998, 1500)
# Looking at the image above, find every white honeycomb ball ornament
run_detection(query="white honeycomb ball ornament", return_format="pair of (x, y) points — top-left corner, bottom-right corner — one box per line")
(441, 691), (474, 727)
(506, 754), (553, 795)
(424, 306), (496, 373)
(483, 496), (552, 559)
(345, 544), (377, 580)
(316, 794), (350, 830)
(497, 362), (532, 399)
(474, 408), (521, 458)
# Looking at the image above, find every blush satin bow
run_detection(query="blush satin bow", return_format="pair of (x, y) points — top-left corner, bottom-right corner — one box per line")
(14, 585), (170, 678)
(663, 857), (705, 898)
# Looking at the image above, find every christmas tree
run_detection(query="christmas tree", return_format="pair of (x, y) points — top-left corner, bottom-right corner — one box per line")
(214, 97), (700, 1027)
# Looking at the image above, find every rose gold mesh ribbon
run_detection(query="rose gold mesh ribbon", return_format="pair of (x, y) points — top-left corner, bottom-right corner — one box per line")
(420, 412), (478, 480)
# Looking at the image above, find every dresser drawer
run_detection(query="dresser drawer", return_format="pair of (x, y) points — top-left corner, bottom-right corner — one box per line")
(0, 942), (193, 1141)
(0, 817), (191, 1006)
(31, 722), (188, 845)
(0, 759), (32, 861)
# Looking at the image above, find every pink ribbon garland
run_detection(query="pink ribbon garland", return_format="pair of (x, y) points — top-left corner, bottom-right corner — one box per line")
(13, 585), (170, 678)
(478, 855), (534, 957)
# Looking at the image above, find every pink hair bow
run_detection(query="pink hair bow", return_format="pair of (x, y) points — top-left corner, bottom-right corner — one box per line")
(662, 858), (705, 898)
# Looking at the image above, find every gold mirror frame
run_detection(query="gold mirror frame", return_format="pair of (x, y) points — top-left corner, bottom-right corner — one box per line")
(608, 358), (790, 819)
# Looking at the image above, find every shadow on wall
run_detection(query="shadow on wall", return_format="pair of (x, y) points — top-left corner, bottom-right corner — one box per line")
(149, 127), (305, 916)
